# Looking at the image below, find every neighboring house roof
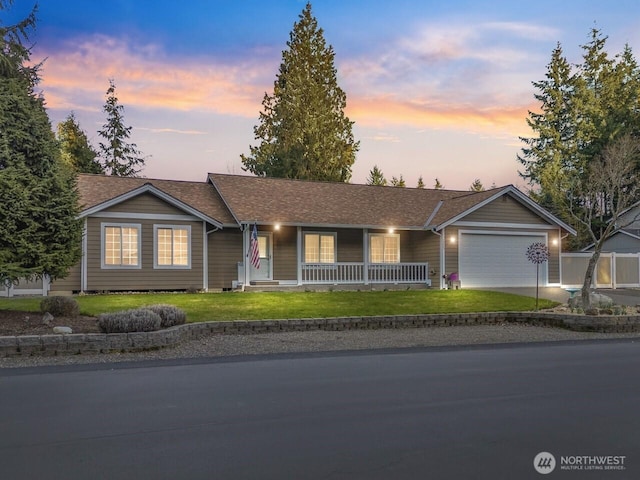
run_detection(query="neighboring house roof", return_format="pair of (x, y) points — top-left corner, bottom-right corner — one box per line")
(581, 228), (640, 252)
(76, 174), (237, 226)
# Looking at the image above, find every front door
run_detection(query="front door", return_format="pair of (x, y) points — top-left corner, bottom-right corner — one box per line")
(250, 233), (272, 281)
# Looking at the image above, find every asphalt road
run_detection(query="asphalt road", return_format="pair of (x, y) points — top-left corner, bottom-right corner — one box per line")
(2, 340), (639, 480)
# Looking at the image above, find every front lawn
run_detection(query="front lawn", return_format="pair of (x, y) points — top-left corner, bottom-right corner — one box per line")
(0, 290), (556, 322)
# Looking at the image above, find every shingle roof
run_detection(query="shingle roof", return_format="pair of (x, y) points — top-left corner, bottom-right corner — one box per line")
(76, 174), (237, 225)
(208, 173), (505, 229)
(76, 173), (573, 233)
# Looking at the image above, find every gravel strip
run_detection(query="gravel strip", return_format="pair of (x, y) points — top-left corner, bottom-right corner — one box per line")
(1, 323), (639, 369)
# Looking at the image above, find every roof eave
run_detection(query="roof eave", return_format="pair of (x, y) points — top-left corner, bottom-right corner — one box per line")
(79, 183), (224, 228)
(433, 186), (577, 235)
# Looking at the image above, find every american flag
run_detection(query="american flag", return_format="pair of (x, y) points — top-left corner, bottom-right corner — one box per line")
(249, 224), (260, 269)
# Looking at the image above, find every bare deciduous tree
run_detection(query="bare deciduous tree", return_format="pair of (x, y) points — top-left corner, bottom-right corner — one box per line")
(566, 134), (640, 308)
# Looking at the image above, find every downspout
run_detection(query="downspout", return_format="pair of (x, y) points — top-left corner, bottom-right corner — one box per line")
(81, 218), (88, 293)
(204, 225), (220, 292)
(297, 226), (302, 286)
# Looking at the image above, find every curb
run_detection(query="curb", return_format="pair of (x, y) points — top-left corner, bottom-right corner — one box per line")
(2, 311), (640, 357)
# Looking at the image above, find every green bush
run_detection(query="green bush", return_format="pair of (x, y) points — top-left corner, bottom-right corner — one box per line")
(97, 308), (162, 333)
(146, 304), (187, 328)
(40, 296), (80, 317)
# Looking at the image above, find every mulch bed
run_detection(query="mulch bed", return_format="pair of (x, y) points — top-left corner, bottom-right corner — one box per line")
(0, 310), (100, 336)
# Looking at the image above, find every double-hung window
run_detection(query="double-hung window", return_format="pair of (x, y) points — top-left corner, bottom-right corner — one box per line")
(102, 223), (141, 268)
(304, 233), (336, 263)
(155, 225), (191, 268)
(370, 234), (400, 263)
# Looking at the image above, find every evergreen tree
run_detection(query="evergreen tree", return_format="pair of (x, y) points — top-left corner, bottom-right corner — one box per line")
(366, 165), (386, 186)
(518, 29), (640, 248)
(98, 79), (145, 177)
(241, 2), (359, 182)
(416, 176), (425, 189)
(434, 178), (443, 189)
(0, 2), (82, 286)
(57, 112), (103, 174)
(469, 179), (485, 192)
(390, 175), (406, 187)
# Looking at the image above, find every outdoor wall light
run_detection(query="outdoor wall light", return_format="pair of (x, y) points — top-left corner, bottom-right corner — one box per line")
(552, 238), (558, 246)
(450, 236), (456, 244)
(388, 228), (395, 234)
(274, 224), (281, 231)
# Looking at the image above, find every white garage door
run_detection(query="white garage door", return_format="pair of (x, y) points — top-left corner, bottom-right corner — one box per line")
(459, 233), (547, 288)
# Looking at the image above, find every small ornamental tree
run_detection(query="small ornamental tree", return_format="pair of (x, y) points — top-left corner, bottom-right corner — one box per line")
(526, 242), (549, 310)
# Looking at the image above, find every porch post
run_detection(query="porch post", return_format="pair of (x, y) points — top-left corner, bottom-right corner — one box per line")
(439, 227), (445, 290)
(297, 226), (303, 285)
(363, 228), (369, 285)
(243, 224), (250, 288)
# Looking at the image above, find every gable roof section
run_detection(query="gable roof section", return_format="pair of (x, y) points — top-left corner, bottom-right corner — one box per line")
(429, 185), (577, 234)
(77, 174), (236, 226)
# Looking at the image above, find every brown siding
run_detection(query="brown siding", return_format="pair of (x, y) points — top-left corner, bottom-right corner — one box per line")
(273, 226), (297, 281)
(444, 226), (459, 277)
(464, 195), (548, 225)
(103, 192), (187, 216)
(336, 229), (363, 262)
(208, 229), (243, 289)
(50, 262), (81, 293)
(85, 216), (204, 291)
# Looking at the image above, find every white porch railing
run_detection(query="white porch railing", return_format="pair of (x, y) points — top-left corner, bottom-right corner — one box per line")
(302, 262), (429, 284)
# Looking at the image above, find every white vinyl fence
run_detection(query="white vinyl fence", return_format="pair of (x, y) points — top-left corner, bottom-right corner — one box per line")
(561, 253), (640, 289)
(1, 276), (50, 297)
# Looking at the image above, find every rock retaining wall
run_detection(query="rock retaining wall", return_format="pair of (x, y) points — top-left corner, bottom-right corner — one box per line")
(2, 312), (640, 357)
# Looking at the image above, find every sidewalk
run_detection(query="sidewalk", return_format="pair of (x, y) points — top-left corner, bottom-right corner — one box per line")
(487, 287), (640, 307)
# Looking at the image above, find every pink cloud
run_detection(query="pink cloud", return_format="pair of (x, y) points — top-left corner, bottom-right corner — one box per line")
(36, 35), (271, 117)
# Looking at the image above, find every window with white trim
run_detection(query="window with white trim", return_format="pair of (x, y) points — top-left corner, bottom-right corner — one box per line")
(102, 224), (141, 268)
(155, 225), (191, 268)
(304, 233), (336, 263)
(370, 234), (400, 263)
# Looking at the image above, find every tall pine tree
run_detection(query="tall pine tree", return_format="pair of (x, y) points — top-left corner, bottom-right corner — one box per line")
(518, 29), (640, 248)
(57, 112), (103, 174)
(241, 2), (359, 182)
(0, 1), (82, 286)
(98, 79), (145, 177)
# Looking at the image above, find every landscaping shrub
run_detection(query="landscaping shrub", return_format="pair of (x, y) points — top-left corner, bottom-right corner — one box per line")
(40, 296), (80, 317)
(145, 304), (187, 328)
(97, 308), (162, 333)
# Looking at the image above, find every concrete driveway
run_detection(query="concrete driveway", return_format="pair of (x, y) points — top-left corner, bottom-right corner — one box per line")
(484, 287), (640, 307)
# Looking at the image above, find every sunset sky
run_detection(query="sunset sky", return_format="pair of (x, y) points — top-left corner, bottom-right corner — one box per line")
(9, 0), (640, 189)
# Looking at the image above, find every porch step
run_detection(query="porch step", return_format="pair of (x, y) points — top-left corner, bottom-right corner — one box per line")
(249, 280), (280, 286)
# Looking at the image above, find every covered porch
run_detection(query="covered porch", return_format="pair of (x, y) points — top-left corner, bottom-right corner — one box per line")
(237, 225), (434, 288)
